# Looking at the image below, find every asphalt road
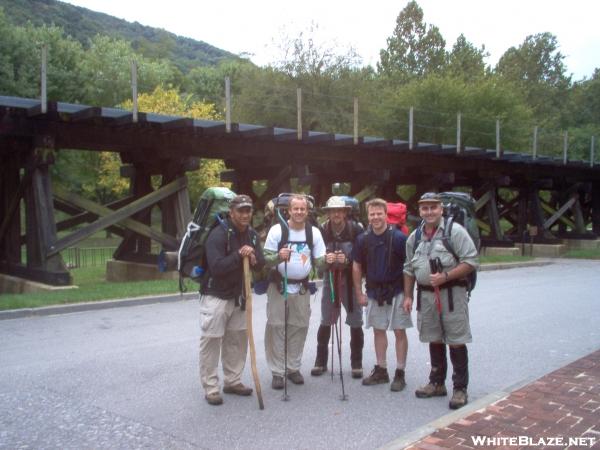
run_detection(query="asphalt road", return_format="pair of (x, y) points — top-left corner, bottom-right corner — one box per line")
(1, 259), (599, 449)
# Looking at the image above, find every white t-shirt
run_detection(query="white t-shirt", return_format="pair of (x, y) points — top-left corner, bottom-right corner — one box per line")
(265, 223), (326, 294)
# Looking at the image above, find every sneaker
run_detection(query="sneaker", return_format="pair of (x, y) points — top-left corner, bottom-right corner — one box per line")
(362, 365), (390, 386)
(390, 369), (406, 392)
(205, 393), (223, 406)
(351, 368), (363, 379)
(449, 388), (468, 409)
(311, 365), (327, 376)
(223, 383), (252, 396)
(287, 371), (305, 385)
(415, 382), (447, 398)
(271, 375), (284, 390)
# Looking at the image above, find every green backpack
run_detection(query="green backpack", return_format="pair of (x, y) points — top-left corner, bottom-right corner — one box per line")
(159, 187), (236, 290)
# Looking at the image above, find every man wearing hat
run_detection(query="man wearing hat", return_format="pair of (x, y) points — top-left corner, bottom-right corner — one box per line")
(199, 194), (265, 406)
(311, 196), (365, 378)
(403, 192), (478, 409)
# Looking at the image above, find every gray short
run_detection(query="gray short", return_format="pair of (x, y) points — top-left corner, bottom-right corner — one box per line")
(417, 288), (472, 345)
(365, 293), (413, 331)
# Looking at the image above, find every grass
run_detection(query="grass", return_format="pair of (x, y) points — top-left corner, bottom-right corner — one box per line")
(480, 254), (534, 264)
(1, 251), (596, 311)
(563, 248), (600, 259)
(0, 266), (194, 311)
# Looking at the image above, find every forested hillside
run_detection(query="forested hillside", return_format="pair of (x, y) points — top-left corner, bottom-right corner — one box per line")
(0, 0), (236, 72)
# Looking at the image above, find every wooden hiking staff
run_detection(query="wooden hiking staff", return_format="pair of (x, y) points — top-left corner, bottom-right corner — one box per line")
(243, 256), (264, 410)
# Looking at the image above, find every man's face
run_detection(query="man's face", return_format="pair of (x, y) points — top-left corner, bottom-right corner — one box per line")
(230, 206), (252, 230)
(419, 202), (443, 226)
(327, 208), (347, 227)
(289, 198), (308, 225)
(367, 205), (387, 232)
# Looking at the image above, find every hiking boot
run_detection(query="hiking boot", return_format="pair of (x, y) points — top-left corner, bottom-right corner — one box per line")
(449, 388), (468, 409)
(271, 375), (284, 390)
(205, 393), (223, 406)
(351, 368), (363, 379)
(287, 371), (305, 385)
(223, 383), (252, 396)
(311, 365), (327, 376)
(390, 369), (406, 392)
(415, 382), (447, 398)
(362, 365), (390, 386)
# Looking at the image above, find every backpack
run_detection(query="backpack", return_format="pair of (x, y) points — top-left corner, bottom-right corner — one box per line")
(160, 187), (236, 291)
(274, 193), (316, 263)
(414, 192), (480, 293)
(386, 202), (409, 236)
(339, 195), (361, 222)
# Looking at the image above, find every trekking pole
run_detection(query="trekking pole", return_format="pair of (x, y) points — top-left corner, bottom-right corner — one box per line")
(277, 209), (290, 401)
(283, 255), (290, 401)
(335, 269), (347, 401)
(328, 270), (335, 382)
(429, 257), (445, 335)
(243, 257), (264, 410)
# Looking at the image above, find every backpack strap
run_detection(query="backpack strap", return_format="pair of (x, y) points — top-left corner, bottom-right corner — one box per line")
(414, 222), (423, 253)
(440, 217), (459, 262)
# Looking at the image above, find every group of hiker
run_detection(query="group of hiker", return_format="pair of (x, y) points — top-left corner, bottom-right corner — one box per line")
(196, 191), (479, 411)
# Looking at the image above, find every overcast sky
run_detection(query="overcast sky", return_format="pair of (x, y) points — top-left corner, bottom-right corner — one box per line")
(62, 0), (599, 80)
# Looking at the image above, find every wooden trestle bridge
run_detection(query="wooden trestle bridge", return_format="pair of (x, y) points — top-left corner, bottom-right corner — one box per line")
(1, 95), (599, 286)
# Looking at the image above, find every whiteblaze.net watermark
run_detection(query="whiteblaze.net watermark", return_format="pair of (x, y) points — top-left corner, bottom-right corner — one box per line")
(471, 435), (597, 447)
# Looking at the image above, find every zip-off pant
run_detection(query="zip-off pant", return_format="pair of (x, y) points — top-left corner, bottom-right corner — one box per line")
(265, 282), (311, 375)
(198, 294), (248, 396)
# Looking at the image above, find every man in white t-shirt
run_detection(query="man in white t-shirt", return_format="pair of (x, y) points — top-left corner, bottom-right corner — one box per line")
(263, 195), (326, 390)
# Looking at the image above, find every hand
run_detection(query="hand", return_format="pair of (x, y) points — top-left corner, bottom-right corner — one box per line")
(239, 245), (255, 258)
(325, 252), (336, 264)
(357, 292), (368, 307)
(334, 251), (346, 264)
(403, 296), (413, 313)
(249, 252), (257, 266)
(279, 246), (292, 262)
(430, 272), (446, 287)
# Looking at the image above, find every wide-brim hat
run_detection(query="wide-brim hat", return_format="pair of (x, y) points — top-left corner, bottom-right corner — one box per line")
(322, 196), (351, 211)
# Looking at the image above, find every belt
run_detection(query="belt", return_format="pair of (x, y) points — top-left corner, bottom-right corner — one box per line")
(416, 280), (468, 312)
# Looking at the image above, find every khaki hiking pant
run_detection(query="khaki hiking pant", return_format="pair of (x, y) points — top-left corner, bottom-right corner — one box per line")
(265, 282), (311, 376)
(198, 294), (248, 396)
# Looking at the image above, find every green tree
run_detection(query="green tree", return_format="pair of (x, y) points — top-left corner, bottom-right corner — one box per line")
(233, 26), (373, 135)
(375, 75), (533, 151)
(0, 9), (84, 101)
(447, 34), (488, 82)
(78, 35), (178, 107)
(495, 32), (571, 126)
(120, 86), (225, 203)
(378, 0), (446, 84)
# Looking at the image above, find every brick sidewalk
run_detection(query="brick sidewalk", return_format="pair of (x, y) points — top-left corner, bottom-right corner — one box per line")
(406, 349), (600, 449)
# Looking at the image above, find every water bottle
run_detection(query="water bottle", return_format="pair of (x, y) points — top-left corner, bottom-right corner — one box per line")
(191, 266), (204, 279)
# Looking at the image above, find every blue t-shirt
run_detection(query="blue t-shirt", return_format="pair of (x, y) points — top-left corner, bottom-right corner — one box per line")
(352, 226), (407, 298)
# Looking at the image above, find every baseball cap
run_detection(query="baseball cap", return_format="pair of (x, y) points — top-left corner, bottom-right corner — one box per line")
(230, 194), (253, 209)
(417, 192), (442, 204)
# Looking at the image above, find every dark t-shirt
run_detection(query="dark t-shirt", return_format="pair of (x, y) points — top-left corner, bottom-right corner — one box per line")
(352, 226), (407, 298)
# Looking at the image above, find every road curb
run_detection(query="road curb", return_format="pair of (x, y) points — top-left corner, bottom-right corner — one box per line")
(0, 292), (198, 320)
(479, 259), (553, 271)
(0, 260), (554, 320)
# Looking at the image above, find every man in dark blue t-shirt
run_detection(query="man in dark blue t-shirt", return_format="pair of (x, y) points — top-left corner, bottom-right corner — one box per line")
(352, 198), (412, 391)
